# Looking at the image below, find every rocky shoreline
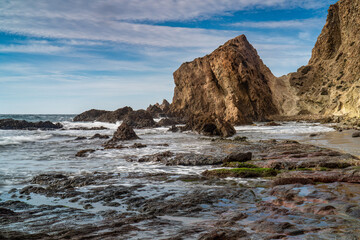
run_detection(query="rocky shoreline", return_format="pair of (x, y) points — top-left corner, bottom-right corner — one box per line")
(1, 129), (360, 239)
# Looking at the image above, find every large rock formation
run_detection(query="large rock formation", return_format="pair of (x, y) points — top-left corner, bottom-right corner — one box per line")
(171, 35), (278, 125)
(274, 0), (360, 118)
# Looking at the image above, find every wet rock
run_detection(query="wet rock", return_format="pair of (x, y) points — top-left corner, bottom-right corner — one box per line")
(146, 104), (163, 118)
(187, 115), (236, 137)
(75, 149), (95, 157)
(272, 178), (315, 186)
(277, 169), (360, 184)
(168, 125), (180, 132)
(198, 229), (249, 240)
(83, 204), (94, 209)
(147, 99), (171, 118)
(90, 133), (109, 139)
(202, 168), (277, 178)
(157, 118), (179, 127)
(0, 118), (62, 130)
(104, 122), (139, 147)
(316, 205), (336, 215)
(346, 206), (360, 218)
(74, 136), (87, 140)
(352, 131), (360, 138)
(130, 151), (223, 166)
(0, 208), (16, 215)
(70, 126), (108, 130)
(250, 220), (297, 235)
(264, 121), (281, 126)
(223, 152), (252, 163)
(130, 143), (147, 148)
(122, 110), (156, 128)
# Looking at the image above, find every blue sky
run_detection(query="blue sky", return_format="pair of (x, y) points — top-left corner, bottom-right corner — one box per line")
(0, 0), (337, 114)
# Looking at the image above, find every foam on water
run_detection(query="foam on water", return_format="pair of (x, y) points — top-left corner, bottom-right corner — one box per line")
(61, 121), (121, 130)
(0, 130), (53, 146)
(234, 122), (335, 140)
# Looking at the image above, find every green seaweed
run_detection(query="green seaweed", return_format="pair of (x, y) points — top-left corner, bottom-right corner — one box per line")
(222, 162), (258, 168)
(202, 168), (278, 178)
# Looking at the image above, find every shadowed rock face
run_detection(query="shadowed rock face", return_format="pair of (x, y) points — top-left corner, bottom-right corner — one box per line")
(171, 35), (278, 125)
(275, 0), (360, 118)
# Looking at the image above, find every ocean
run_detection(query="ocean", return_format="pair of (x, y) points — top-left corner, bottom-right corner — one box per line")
(1, 114), (359, 239)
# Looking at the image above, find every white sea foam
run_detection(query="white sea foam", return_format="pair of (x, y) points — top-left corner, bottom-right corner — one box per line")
(234, 122), (335, 140)
(0, 133), (53, 146)
(61, 121), (121, 130)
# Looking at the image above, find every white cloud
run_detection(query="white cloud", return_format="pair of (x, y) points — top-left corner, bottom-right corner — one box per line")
(0, 44), (69, 54)
(230, 18), (324, 29)
(1, 0), (327, 23)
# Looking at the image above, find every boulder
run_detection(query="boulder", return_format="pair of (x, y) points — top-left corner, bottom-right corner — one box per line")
(75, 149), (95, 157)
(90, 134), (109, 139)
(352, 132), (360, 138)
(104, 122), (139, 147)
(186, 115), (236, 137)
(223, 152), (252, 163)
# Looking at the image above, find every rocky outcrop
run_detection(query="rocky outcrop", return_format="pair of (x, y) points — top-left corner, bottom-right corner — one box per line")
(171, 35), (278, 126)
(186, 115), (236, 137)
(146, 99), (171, 118)
(0, 119), (62, 130)
(122, 110), (156, 128)
(73, 107), (133, 123)
(171, 0), (360, 126)
(273, 0), (360, 119)
(104, 122), (139, 147)
(73, 109), (110, 122)
(96, 107), (133, 123)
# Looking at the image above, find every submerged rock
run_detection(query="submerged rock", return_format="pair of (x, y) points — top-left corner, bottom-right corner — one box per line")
(90, 133), (109, 139)
(0, 119), (62, 130)
(75, 149), (95, 157)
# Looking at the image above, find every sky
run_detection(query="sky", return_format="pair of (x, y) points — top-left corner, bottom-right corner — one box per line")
(0, 0), (338, 114)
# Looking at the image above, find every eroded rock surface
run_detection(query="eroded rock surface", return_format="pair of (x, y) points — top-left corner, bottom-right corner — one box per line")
(171, 34), (278, 126)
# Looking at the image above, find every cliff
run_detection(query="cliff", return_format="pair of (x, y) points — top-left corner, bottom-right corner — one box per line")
(171, 35), (278, 125)
(281, 0), (360, 118)
(171, 0), (360, 126)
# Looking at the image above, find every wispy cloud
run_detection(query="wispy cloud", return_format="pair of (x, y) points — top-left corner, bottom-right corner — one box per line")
(1, 0), (327, 23)
(0, 44), (69, 54)
(230, 18), (324, 29)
